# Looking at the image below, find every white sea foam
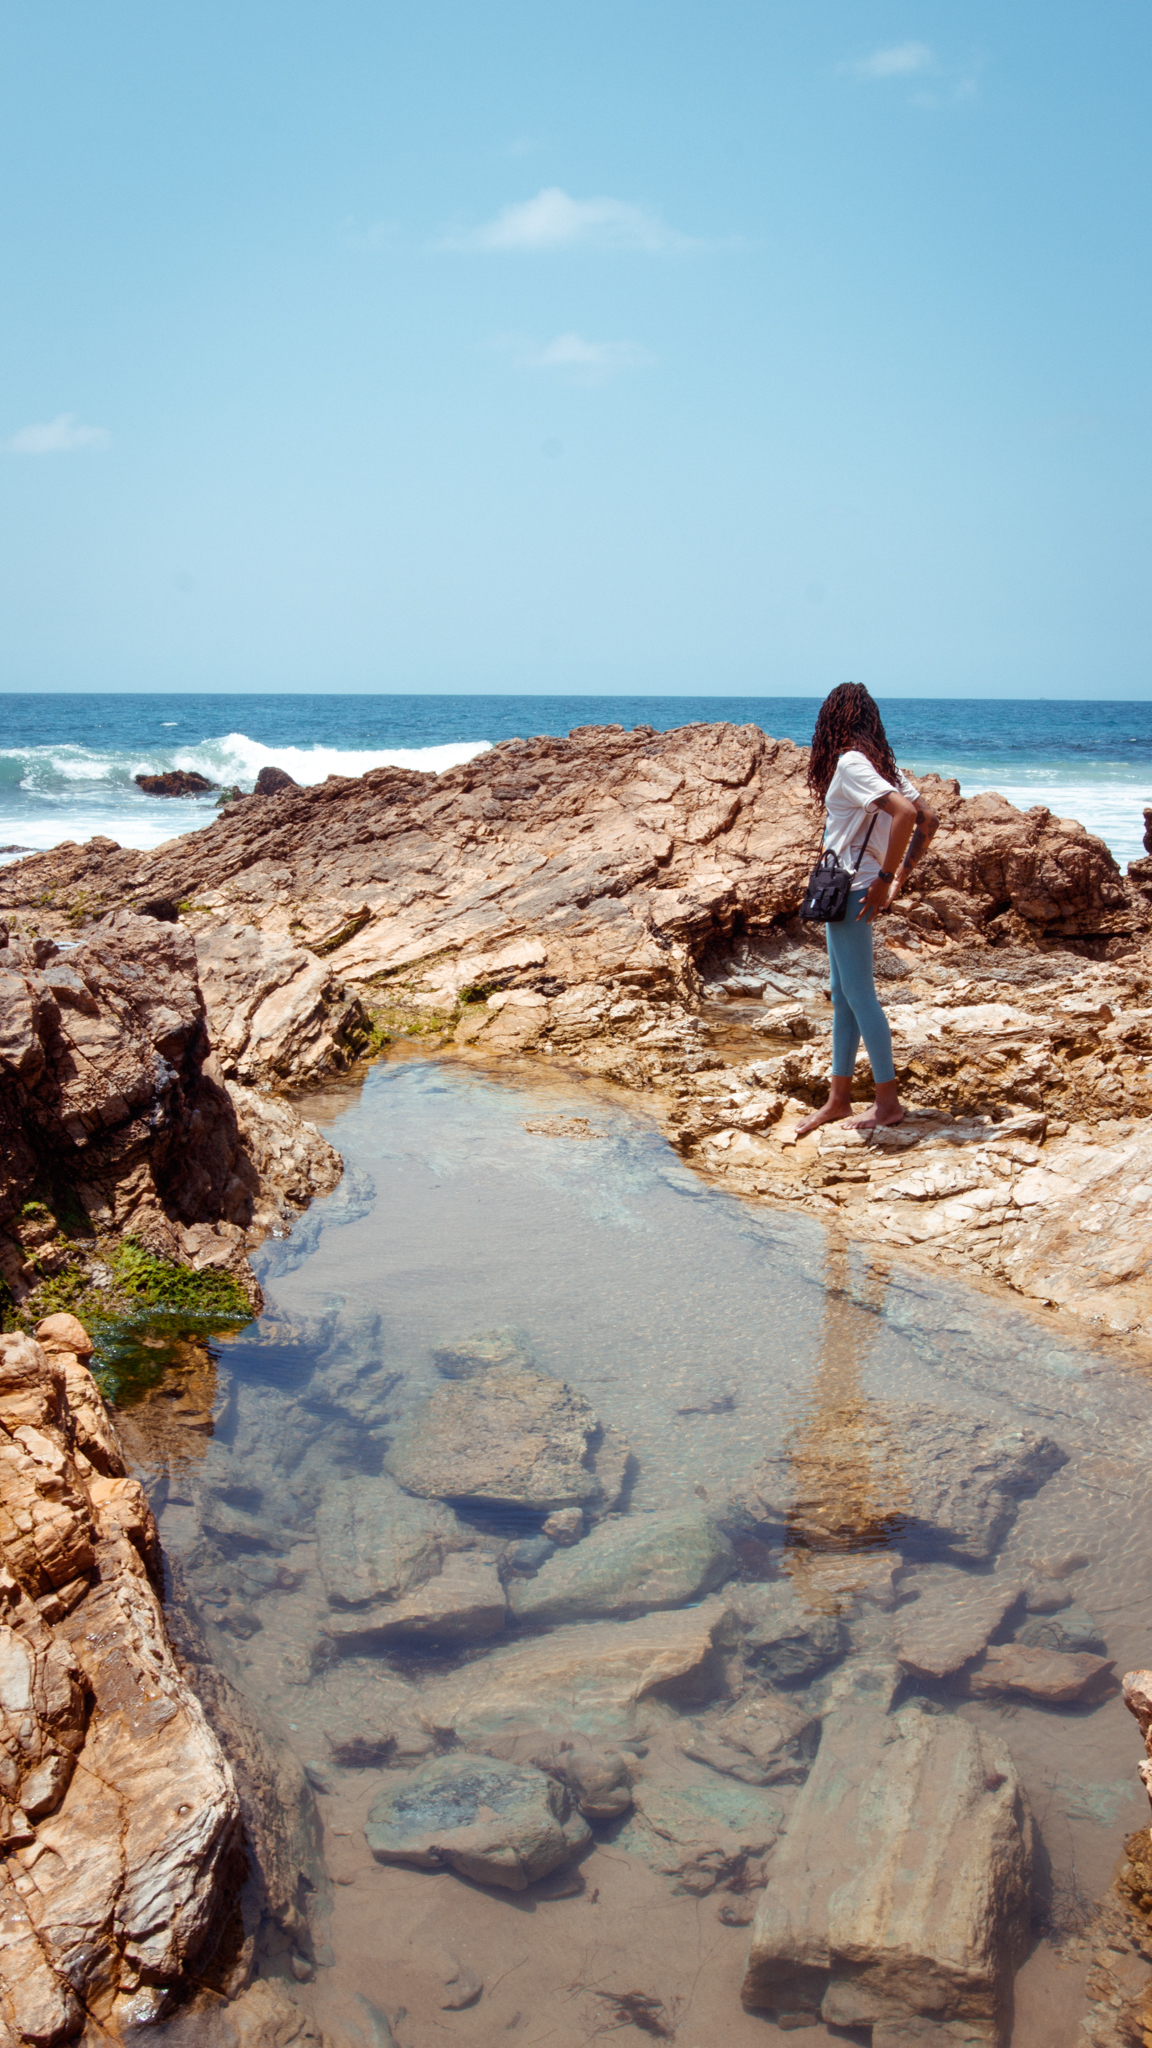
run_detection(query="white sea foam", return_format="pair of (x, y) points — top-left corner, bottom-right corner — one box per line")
(0, 731), (492, 859)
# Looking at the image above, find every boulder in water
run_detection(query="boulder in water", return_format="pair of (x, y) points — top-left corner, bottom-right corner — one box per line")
(364, 1752), (590, 1889)
(894, 1566), (1024, 1681)
(736, 1401), (1066, 1563)
(134, 769), (215, 796)
(963, 1643), (1115, 1703)
(741, 1659), (1032, 2036)
(509, 1508), (734, 1626)
(728, 1581), (849, 1686)
(384, 1360), (631, 1514)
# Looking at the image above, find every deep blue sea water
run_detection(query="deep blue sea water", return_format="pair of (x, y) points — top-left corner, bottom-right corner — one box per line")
(1, 692), (1150, 866)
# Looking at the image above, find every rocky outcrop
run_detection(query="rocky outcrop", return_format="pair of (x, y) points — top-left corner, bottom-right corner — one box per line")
(7, 725), (1142, 976)
(0, 912), (342, 1313)
(0, 1317), (242, 2041)
(192, 923), (371, 1089)
(4, 720), (1151, 1345)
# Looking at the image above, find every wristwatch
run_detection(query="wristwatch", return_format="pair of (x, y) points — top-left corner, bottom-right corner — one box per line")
(877, 869), (895, 883)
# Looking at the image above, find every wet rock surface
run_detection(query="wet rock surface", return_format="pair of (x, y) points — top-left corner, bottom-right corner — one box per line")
(364, 1752), (592, 1889)
(509, 1507), (733, 1626)
(134, 769), (216, 796)
(384, 1359), (631, 1514)
(742, 1661), (1032, 2039)
(738, 1402), (1066, 1561)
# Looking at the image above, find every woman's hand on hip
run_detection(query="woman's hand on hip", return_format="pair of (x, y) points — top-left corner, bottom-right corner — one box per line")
(857, 877), (894, 922)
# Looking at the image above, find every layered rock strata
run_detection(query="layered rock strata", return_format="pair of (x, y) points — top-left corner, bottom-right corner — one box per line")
(4, 719), (1151, 1341)
(0, 1315), (242, 2042)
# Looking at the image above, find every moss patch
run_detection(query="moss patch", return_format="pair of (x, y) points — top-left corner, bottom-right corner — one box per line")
(17, 1238), (252, 1401)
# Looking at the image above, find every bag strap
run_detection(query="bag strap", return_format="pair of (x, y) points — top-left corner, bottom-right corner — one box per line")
(848, 812), (878, 875)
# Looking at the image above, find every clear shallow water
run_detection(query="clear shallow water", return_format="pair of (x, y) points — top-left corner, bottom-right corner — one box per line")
(123, 1059), (1152, 2046)
(2, 692), (1151, 863)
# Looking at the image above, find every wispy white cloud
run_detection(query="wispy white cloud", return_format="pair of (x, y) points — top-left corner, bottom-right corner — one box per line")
(846, 40), (981, 105)
(7, 413), (110, 455)
(854, 40), (936, 79)
(443, 186), (691, 253)
(497, 330), (655, 384)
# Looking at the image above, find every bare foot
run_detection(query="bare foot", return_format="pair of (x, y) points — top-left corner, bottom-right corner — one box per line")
(846, 1105), (906, 1132)
(794, 1099), (853, 1139)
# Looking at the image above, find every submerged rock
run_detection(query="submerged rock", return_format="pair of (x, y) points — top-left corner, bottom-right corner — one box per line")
(421, 1598), (738, 1748)
(728, 1581), (849, 1685)
(741, 1660), (1032, 2039)
(964, 1643), (1115, 1703)
(620, 1740), (785, 1895)
(680, 1691), (820, 1786)
(894, 1568), (1024, 1681)
(316, 1473), (472, 1608)
(471, 1732), (634, 1819)
(1016, 1603), (1106, 1655)
(364, 1752), (591, 1890)
(326, 1551), (507, 1650)
(737, 1403), (1066, 1563)
(509, 1508), (734, 1626)
(384, 1360), (631, 1514)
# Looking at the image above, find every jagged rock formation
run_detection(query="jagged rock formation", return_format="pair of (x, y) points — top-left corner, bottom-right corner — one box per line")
(3, 725), (1142, 973)
(0, 1315), (242, 2041)
(0, 912), (342, 1313)
(4, 719), (1152, 1338)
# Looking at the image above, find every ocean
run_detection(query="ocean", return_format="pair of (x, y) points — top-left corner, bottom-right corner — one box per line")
(1, 692), (1150, 869)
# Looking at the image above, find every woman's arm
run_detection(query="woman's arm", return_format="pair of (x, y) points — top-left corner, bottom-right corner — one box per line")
(856, 791), (918, 921)
(885, 794), (939, 888)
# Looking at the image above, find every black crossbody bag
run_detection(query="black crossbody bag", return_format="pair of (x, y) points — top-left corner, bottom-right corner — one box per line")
(800, 813), (877, 925)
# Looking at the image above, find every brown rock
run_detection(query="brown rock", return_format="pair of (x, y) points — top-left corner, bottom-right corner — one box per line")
(894, 1569), (1023, 1681)
(0, 910), (343, 1313)
(253, 765), (299, 797)
(965, 1643), (1115, 1702)
(135, 769), (215, 796)
(33, 1312), (93, 1358)
(0, 1327), (243, 2038)
(193, 921), (370, 1086)
(6, 723), (1152, 1345)
(385, 1360), (630, 1514)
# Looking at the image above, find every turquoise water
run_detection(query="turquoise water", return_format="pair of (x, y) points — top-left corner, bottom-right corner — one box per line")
(2, 692), (1151, 863)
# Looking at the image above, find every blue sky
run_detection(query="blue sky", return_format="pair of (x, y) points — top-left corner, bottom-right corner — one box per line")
(1, 2), (1148, 697)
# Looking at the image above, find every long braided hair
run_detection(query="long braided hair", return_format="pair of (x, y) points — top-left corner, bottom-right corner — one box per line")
(806, 682), (899, 804)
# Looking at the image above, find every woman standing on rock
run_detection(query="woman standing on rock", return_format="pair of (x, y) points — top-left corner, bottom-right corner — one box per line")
(796, 682), (938, 1136)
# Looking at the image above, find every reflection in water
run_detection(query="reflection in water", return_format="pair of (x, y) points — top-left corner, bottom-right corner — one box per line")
(116, 1334), (219, 1470)
(782, 1249), (908, 1610)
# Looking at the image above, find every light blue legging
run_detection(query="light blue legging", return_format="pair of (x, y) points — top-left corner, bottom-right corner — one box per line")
(825, 888), (896, 1085)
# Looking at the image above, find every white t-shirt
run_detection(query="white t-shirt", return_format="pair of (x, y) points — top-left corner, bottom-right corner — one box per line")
(822, 749), (919, 889)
